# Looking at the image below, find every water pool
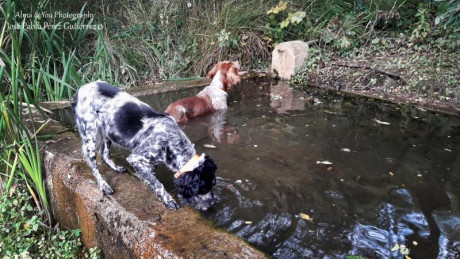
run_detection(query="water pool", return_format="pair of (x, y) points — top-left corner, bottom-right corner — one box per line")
(52, 78), (460, 258)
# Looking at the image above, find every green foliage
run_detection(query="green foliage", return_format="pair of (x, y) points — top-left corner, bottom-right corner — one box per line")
(265, 1), (307, 44)
(410, 4), (431, 42)
(0, 186), (100, 258)
(435, 0), (460, 28)
(290, 47), (324, 86)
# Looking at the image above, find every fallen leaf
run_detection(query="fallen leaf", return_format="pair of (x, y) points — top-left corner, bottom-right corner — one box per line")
(316, 160), (333, 165)
(373, 118), (391, 125)
(341, 148), (351, 152)
(400, 245), (409, 255)
(9, 184), (17, 197)
(300, 213), (312, 221)
(245, 221), (253, 224)
(203, 144), (216, 149)
(389, 171), (394, 176)
(390, 244), (400, 252)
(327, 167), (333, 172)
(412, 241), (418, 246)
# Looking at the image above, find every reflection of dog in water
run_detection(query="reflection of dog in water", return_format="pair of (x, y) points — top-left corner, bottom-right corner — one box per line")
(208, 109), (240, 144)
(166, 61), (241, 123)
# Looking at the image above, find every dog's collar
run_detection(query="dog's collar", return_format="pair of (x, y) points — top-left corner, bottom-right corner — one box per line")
(174, 154), (203, 178)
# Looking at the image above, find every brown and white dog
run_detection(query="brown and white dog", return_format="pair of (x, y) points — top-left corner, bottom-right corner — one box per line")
(165, 61), (241, 123)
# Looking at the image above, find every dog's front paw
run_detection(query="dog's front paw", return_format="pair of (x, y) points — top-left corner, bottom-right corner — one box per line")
(164, 200), (179, 210)
(100, 182), (114, 195)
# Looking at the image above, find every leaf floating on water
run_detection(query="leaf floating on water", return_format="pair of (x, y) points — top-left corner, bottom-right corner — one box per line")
(245, 221), (253, 224)
(341, 148), (351, 152)
(390, 244), (400, 252)
(316, 160), (333, 165)
(400, 245), (409, 255)
(373, 118), (391, 125)
(324, 110), (337, 115)
(299, 213), (312, 221)
(203, 144), (216, 149)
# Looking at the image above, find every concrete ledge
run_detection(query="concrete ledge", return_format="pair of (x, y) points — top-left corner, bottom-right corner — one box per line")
(40, 71), (269, 111)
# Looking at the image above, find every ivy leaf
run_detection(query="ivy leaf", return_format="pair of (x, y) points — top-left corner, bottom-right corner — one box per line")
(371, 38), (380, 45)
(267, 1), (287, 15)
(280, 19), (290, 29)
(291, 11), (306, 24)
(340, 36), (351, 49)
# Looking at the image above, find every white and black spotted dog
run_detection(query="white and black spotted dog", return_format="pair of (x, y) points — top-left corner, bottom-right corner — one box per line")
(73, 81), (217, 210)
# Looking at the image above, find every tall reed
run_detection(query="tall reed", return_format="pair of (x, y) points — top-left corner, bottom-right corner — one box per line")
(0, 0), (116, 223)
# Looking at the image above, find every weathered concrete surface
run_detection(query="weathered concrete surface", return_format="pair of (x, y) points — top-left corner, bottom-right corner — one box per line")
(42, 120), (265, 258)
(272, 40), (309, 80)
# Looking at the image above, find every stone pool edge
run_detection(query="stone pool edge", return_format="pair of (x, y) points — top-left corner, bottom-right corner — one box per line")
(40, 70), (269, 110)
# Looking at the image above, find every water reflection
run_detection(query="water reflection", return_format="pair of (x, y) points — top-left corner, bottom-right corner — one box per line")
(208, 109), (240, 144)
(270, 81), (306, 114)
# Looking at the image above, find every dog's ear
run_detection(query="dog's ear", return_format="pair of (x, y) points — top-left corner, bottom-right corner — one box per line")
(207, 63), (219, 79)
(174, 155), (217, 198)
(226, 66), (240, 87)
(174, 170), (200, 199)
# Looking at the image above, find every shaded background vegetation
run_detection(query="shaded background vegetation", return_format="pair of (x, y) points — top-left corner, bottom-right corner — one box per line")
(0, 0), (458, 257)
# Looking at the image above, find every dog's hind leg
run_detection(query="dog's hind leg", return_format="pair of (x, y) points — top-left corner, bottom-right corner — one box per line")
(79, 120), (114, 195)
(100, 138), (126, 173)
(127, 153), (179, 210)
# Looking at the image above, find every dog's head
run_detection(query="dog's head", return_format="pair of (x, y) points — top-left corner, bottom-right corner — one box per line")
(206, 61), (241, 91)
(174, 155), (217, 210)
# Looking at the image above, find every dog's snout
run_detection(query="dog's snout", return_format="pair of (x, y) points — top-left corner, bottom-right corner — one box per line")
(194, 191), (216, 210)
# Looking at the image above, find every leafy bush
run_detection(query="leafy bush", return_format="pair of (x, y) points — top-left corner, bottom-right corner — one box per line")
(265, 1), (307, 44)
(0, 186), (100, 258)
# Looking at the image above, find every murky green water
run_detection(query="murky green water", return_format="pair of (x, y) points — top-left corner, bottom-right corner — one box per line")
(53, 78), (460, 258)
